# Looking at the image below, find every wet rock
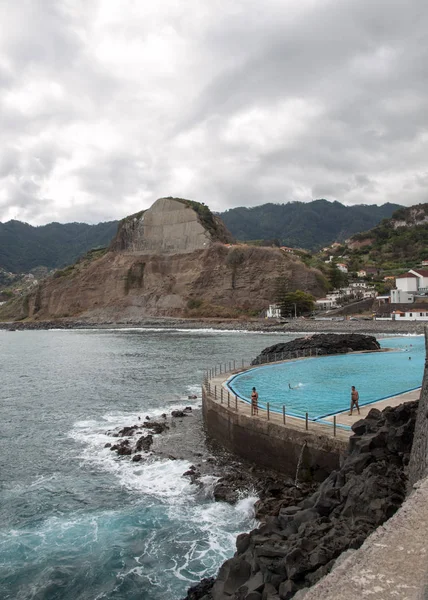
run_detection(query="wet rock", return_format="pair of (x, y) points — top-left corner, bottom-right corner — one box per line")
(142, 420), (168, 434)
(185, 400), (418, 600)
(252, 333), (381, 364)
(117, 425), (139, 437)
(104, 443), (111, 448)
(132, 454), (143, 462)
(171, 410), (187, 418)
(181, 577), (215, 600)
(135, 434), (153, 452)
(111, 439), (132, 456)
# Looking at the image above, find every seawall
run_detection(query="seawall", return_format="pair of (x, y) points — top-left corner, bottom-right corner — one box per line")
(202, 382), (347, 482)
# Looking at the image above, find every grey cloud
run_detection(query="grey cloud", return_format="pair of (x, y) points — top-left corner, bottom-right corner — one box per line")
(0, 0), (427, 225)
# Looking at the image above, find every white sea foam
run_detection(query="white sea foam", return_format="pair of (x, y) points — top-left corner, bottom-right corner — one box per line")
(68, 409), (260, 591)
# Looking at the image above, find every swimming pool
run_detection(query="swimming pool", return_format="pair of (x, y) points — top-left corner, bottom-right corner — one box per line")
(226, 337), (424, 420)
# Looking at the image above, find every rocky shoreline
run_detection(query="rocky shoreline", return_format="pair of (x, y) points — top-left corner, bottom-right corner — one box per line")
(183, 401), (418, 600)
(0, 316), (425, 335)
(100, 397), (419, 600)
(104, 405), (316, 516)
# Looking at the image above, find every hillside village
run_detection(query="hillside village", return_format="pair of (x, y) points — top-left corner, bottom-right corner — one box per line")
(1, 200), (428, 323)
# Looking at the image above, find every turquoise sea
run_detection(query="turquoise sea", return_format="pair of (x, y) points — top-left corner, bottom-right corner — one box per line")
(0, 328), (290, 600)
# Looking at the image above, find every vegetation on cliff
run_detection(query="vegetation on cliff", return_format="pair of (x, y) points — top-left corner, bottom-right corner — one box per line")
(173, 197), (233, 244)
(219, 200), (400, 250)
(342, 203), (428, 271)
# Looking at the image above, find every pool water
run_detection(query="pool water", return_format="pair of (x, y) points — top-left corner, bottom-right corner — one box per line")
(227, 337), (425, 420)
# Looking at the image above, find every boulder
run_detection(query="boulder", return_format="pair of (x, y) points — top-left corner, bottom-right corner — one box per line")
(252, 333), (381, 364)
(135, 434), (153, 452)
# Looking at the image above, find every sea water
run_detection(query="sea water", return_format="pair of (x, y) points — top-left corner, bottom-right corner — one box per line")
(0, 328), (290, 600)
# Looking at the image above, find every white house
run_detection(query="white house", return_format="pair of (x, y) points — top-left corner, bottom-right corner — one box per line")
(390, 289), (417, 303)
(357, 270), (366, 277)
(392, 306), (428, 321)
(350, 282), (370, 289)
(337, 263), (348, 273)
(266, 304), (282, 318)
(316, 298), (339, 310)
(409, 269), (428, 292)
(391, 269), (428, 303)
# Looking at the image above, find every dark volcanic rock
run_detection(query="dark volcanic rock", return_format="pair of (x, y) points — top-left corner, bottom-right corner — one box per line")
(135, 434), (153, 452)
(252, 333), (380, 364)
(184, 577), (215, 600)
(172, 410), (188, 418)
(142, 420), (168, 434)
(182, 400), (417, 600)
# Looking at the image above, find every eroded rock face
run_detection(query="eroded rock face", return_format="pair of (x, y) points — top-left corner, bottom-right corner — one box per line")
(252, 333), (380, 364)
(110, 197), (233, 254)
(182, 401), (417, 600)
(1, 198), (327, 322)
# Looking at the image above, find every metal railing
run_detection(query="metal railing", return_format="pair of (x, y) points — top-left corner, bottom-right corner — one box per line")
(202, 351), (340, 437)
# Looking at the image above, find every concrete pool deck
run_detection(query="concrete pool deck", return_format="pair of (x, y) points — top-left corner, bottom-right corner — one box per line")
(206, 359), (421, 441)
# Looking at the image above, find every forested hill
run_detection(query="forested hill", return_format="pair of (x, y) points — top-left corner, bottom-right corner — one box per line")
(0, 220), (118, 273)
(344, 203), (428, 270)
(0, 200), (401, 273)
(218, 200), (400, 249)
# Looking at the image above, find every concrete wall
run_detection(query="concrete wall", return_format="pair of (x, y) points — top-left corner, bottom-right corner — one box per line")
(202, 388), (347, 481)
(407, 327), (428, 489)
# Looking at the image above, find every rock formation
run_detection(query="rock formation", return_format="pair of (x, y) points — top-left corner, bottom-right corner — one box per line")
(110, 198), (233, 253)
(183, 401), (417, 600)
(0, 198), (327, 322)
(252, 333), (380, 364)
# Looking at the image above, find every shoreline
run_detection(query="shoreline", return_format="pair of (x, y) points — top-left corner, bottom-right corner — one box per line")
(0, 316), (426, 334)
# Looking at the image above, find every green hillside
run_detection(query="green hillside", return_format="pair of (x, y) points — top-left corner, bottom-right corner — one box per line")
(343, 203), (428, 272)
(219, 200), (400, 249)
(0, 220), (118, 273)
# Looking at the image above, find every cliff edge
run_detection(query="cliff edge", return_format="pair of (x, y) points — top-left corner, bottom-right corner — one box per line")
(110, 197), (233, 254)
(0, 198), (327, 322)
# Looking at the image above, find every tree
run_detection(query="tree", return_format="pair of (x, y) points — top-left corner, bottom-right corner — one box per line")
(279, 290), (315, 317)
(328, 264), (348, 289)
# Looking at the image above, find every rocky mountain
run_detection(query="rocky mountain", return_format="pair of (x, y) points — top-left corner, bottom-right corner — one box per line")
(0, 198), (327, 322)
(0, 200), (400, 273)
(218, 200), (401, 249)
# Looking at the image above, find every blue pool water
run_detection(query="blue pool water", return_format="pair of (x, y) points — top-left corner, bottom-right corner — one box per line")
(227, 337), (425, 420)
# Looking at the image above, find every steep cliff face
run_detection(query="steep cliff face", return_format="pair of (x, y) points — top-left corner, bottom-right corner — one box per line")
(110, 197), (233, 253)
(8, 244), (324, 321)
(0, 198), (326, 321)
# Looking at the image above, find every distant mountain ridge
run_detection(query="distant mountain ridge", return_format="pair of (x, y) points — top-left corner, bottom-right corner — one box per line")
(0, 200), (401, 273)
(0, 219), (118, 273)
(218, 200), (401, 249)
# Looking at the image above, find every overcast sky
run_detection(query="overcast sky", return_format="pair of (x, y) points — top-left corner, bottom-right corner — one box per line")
(0, 0), (427, 225)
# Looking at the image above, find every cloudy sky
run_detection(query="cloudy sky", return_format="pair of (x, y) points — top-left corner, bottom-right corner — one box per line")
(0, 0), (427, 225)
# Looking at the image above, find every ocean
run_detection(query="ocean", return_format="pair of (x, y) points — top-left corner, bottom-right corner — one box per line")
(0, 327), (290, 600)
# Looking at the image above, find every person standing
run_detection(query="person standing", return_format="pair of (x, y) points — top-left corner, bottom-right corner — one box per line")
(251, 387), (259, 416)
(349, 385), (360, 416)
